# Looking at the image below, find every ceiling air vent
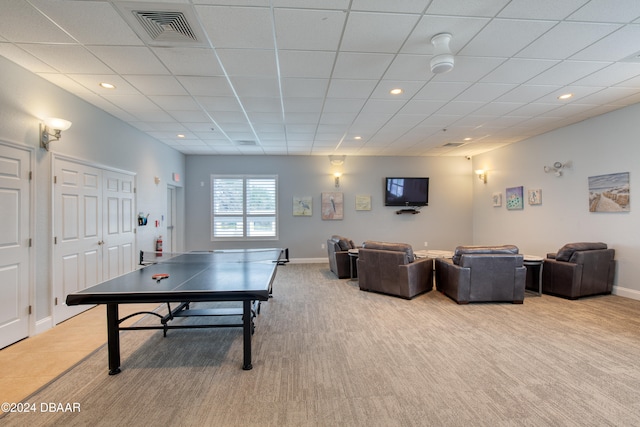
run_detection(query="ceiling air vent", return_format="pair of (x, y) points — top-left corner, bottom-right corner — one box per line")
(235, 140), (258, 146)
(116, 2), (208, 47)
(442, 142), (465, 147)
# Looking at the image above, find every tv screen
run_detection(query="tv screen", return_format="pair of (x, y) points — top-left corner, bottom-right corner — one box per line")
(385, 177), (429, 206)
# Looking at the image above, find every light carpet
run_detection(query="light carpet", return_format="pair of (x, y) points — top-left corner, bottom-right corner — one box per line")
(2, 263), (640, 426)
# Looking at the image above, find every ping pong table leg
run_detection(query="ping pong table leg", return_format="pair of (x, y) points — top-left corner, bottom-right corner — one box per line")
(242, 299), (253, 370)
(106, 303), (122, 375)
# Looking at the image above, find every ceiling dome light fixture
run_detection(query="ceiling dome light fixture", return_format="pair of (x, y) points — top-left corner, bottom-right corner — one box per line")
(430, 33), (454, 74)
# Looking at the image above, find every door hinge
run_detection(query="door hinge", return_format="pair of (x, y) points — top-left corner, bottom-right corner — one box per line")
(55, 297), (58, 306)
(28, 238), (32, 247)
(54, 175), (57, 184)
(54, 236), (57, 244)
(29, 305), (32, 315)
(29, 171), (33, 181)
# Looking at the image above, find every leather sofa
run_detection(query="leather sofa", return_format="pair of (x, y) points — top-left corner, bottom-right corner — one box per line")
(327, 235), (357, 278)
(357, 241), (433, 299)
(435, 245), (526, 304)
(542, 242), (615, 299)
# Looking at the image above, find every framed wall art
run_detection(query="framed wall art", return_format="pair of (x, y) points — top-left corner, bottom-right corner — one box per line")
(321, 192), (343, 220)
(506, 186), (524, 210)
(588, 172), (630, 212)
(355, 194), (371, 211)
(492, 192), (502, 207)
(528, 189), (542, 205)
(293, 196), (312, 216)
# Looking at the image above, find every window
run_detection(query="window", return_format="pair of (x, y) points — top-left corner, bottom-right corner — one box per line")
(211, 175), (278, 240)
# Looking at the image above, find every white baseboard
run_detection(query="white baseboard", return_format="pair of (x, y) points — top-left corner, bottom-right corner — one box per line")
(34, 316), (54, 335)
(613, 285), (640, 301)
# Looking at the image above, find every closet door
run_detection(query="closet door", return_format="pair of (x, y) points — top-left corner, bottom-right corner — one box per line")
(0, 143), (31, 349)
(53, 159), (102, 322)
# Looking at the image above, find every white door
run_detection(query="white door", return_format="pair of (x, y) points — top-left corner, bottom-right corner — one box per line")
(102, 170), (135, 280)
(53, 159), (102, 321)
(0, 143), (31, 349)
(53, 158), (136, 323)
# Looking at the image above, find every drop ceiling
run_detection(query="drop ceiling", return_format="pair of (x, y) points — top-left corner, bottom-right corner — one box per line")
(1, 0), (640, 156)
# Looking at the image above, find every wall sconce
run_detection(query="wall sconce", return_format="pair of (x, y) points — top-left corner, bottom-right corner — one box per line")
(334, 172), (342, 188)
(40, 117), (72, 151)
(475, 170), (487, 183)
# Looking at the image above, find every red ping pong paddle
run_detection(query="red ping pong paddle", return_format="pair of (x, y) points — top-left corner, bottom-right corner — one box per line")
(152, 273), (169, 281)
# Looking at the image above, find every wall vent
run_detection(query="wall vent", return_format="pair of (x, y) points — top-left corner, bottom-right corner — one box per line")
(116, 2), (208, 47)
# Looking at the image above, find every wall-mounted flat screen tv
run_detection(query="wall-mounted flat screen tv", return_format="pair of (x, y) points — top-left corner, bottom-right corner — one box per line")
(384, 177), (429, 206)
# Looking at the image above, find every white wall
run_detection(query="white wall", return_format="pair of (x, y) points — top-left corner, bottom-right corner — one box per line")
(185, 155), (474, 258)
(0, 56), (186, 326)
(472, 103), (640, 298)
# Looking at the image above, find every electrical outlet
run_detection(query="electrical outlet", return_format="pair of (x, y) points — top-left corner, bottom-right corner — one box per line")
(424, 241), (428, 247)
(321, 243), (326, 249)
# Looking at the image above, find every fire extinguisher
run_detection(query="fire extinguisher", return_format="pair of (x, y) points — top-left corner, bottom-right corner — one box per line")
(156, 235), (163, 255)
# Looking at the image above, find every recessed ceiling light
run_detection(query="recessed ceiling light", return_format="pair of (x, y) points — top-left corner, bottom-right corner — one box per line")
(463, 137), (472, 141)
(177, 134), (185, 138)
(390, 88), (403, 95)
(354, 136), (362, 140)
(99, 82), (116, 89)
(558, 93), (573, 100)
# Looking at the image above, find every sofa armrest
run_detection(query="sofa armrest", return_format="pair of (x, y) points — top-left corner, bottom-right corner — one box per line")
(542, 258), (581, 296)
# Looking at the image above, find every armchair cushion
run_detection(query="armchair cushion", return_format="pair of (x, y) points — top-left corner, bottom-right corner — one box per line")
(452, 244), (519, 265)
(554, 242), (608, 262)
(362, 240), (414, 264)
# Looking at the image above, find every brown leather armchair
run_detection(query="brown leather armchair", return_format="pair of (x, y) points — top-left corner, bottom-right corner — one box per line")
(327, 235), (356, 278)
(435, 245), (526, 304)
(357, 241), (433, 299)
(542, 242), (615, 299)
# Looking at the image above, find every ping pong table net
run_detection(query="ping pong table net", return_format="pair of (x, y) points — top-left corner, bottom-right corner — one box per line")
(139, 249), (288, 266)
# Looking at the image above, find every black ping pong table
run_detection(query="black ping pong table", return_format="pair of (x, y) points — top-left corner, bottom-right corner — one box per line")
(65, 248), (286, 375)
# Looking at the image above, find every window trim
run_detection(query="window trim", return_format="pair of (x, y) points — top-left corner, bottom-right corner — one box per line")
(211, 174), (278, 241)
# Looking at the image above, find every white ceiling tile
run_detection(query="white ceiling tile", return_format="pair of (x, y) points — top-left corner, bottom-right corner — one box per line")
(274, 8), (346, 51)
(322, 98), (367, 113)
(341, 12), (420, 53)
(152, 47), (224, 76)
(17, 44), (112, 74)
(150, 96), (202, 111)
(480, 58), (559, 84)
(426, 0), (511, 17)
(284, 98), (324, 113)
(69, 74), (139, 95)
(432, 56), (506, 82)
(196, 5), (274, 49)
(574, 62), (640, 86)
(437, 101), (484, 116)
(196, 96), (243, 112)
(413, 82), (471, 101)
(527, 61), (610, 85)
(455, 83), (518, 102)
(326, 79), (378, 98)
(231, 77), (280, 97)
(30, 0), (143, 45)
(0, 1), (75, 43)
(36, 73), (96, 95)
(516, 22), (621, 60)
(496, 85), (561, 103)
(319, 113), (357, 125)
(498, 0), (589, 20)
(87, 46), (169, 75)
(242, 98), (282, 113)
(570, 25), (640, 61)
(278, 50), (336, 78)
(351, 0), (428, 13)
(177, 76), (235, 96)
(460, 19), (557, 57)
(332, 52), (395, 79)
(123, 76), (188, 96)
(370, 80), (425, 99)
(567, 0), (640, 23)
(247, 112), (284, 123)
(0, 43), (57, 73)
(384, 55), (432, 81)
(281, 78), (329, 98)
(361, 99), (407, 114)
(216, 49), (277, 76)
(398, 100), (445, 115)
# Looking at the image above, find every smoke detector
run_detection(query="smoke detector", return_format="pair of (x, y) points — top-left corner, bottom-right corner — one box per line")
(430, 33), (454, 74)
